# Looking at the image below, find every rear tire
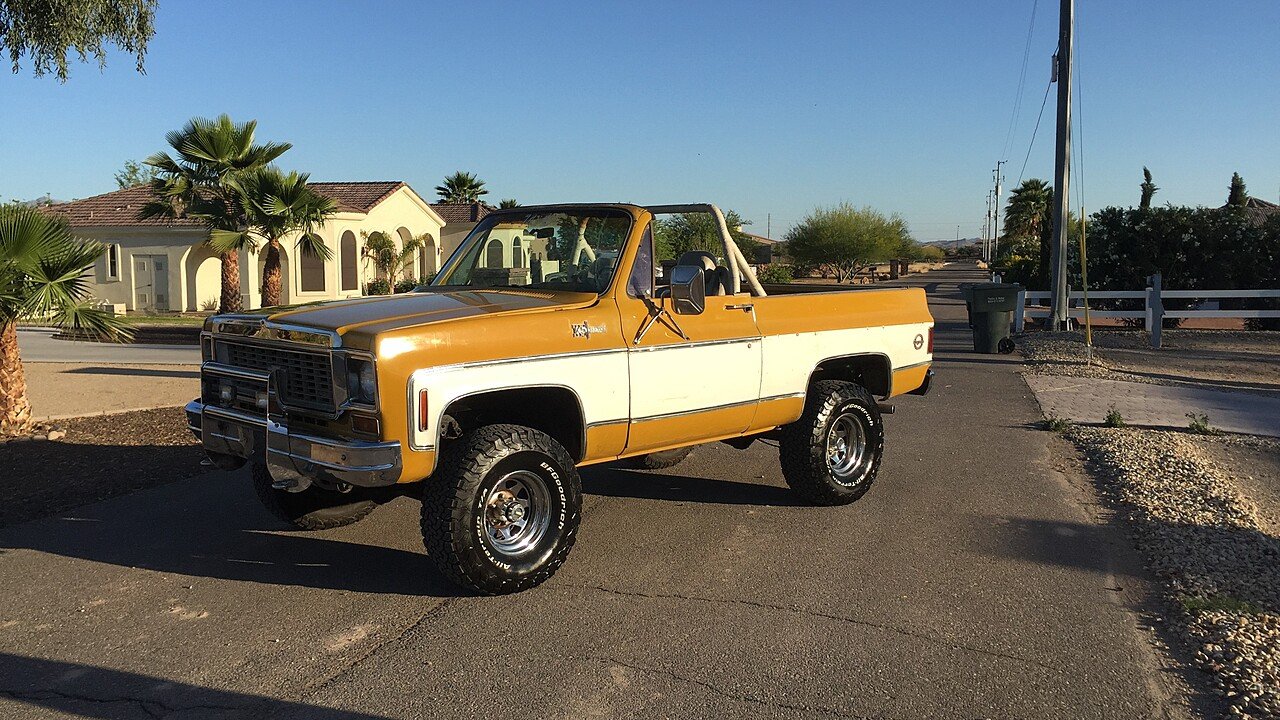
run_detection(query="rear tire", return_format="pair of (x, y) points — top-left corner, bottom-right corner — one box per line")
(250, 462), (378, 530)
(422, 424), (581, 595)
(780, 380), (884, 506)
(624, 445), (695, 470)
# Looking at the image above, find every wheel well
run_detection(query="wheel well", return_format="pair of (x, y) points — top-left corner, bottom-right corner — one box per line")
(808, 354), (892, 398)
(441, 386), (585, 461)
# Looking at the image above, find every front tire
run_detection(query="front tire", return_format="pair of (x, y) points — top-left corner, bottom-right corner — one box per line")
(250, 462), (378, 530)
(779, 380), (884, 506)
(422, 424), (582, 595)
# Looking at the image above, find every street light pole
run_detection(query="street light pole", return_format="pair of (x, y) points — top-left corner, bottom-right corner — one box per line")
(1048, 0), (1074, 330)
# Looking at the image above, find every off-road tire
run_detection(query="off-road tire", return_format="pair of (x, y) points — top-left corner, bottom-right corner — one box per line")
(250, 462), (378, 530)
(779, 380), (884, 506)
(624, 445), (695, 470)
(422, 424), (582, 595)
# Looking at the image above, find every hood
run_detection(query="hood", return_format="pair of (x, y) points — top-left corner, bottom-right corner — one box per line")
(257, 288), (599, 343)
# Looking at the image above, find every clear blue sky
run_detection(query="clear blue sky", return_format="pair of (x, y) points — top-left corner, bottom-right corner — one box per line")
(2, 0), (1278, 241)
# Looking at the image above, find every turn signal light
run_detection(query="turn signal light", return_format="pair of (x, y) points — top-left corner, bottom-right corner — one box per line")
(352, 413), (380, 436)
(418, 389), (430, 432)
(927, 327), (934, 354)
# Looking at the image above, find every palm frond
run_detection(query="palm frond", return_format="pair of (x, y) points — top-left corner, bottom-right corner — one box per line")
(50, 302), (135, 343)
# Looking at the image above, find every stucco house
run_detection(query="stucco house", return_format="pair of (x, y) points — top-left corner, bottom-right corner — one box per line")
(48, 181), (447, 312)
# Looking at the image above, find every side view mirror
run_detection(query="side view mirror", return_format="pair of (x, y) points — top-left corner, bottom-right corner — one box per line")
(668, 264), (705, 315)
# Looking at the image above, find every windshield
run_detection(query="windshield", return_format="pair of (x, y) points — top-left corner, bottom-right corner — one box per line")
(432, 208), (633, 294)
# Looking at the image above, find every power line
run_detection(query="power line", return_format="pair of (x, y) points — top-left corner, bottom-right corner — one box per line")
(1000, 0), (1041, 161)
(1017, 79), (1054, 186)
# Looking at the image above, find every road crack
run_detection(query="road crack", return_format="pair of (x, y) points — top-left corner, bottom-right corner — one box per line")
(571, 583), (1064, 674)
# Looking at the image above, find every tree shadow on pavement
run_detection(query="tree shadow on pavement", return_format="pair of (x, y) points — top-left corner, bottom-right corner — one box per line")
(0, 475), (465, 598)
(580, 465), (805, 507)
(0, 651), (394, 719)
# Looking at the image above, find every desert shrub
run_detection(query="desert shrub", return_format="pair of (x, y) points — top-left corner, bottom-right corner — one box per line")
(757, 264), (794, 284)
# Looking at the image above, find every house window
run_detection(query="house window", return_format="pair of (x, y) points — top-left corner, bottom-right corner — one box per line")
(300, 236), (326, 292)
(486, 239), (503, 268)
(106, 244), (120, 281)
(340, 231), (358, 291)
(512, 237), (524, 268)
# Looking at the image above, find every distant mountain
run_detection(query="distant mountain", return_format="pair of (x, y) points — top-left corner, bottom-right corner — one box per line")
(923, 237), (982, 250)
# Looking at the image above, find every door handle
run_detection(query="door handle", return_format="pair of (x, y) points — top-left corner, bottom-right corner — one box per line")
(725, 303), (753, 312)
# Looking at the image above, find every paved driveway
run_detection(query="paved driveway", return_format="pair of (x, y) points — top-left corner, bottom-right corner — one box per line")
(0, 266), (1185, 719)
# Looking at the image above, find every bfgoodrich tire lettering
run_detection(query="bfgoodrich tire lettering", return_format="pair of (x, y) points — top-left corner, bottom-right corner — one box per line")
(780, 380), (884, 506)
(422, 424), (582, 595)
(250, 462), (378, 530)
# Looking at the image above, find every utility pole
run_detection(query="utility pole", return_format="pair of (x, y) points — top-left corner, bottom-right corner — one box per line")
(1048, 0), (1074, 330)
(983, 191), (992, 261)
(992, 160), (1005, 264)
(767, 213), (771, 239)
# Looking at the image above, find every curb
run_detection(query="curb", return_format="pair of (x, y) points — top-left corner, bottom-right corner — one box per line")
(35, 403), (190, 423)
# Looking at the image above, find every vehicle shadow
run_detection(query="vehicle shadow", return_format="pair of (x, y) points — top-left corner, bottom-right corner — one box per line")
(580, 464), (806, 507)
(0, 651), (394, 719)
(62, 366), (201, 379)
(0, 472), (465, 598)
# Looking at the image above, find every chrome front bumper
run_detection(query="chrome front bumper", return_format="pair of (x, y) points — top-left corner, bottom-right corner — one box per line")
(185, 399), (402, 488)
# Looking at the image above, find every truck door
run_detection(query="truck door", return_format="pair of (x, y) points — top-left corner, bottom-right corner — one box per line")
(615, 223), (762, 453)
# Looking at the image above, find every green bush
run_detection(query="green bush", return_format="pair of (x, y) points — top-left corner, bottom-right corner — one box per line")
(393, 279), (418, 294)
(364, 279), (390, 296)
(757, 264), (794, 284)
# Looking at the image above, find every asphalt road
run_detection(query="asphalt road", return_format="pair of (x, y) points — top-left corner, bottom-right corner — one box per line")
(17, 327), (200, 364)
(0, 264), (1183, 719)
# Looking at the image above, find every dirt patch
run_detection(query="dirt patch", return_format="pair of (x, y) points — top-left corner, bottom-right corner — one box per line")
(1194, 436), (1280, 537)
(1018, 329), (1280, 394)
(0, 407), (208, 527)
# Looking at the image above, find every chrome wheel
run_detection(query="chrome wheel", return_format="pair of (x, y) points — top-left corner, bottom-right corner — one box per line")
(483, 470), (551, 557)
(826, 412), (868, 482)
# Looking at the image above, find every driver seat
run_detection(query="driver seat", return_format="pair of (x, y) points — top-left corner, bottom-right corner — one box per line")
(677, 251), (731, 296)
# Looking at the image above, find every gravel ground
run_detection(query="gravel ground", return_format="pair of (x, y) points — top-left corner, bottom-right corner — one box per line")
(0, 407), (207, 527)
(1017, 330), (1280, 394)
(1067, 426), (1280, 718)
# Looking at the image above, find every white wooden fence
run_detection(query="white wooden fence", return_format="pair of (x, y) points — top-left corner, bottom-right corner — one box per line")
(1013, 273), (1280, 348)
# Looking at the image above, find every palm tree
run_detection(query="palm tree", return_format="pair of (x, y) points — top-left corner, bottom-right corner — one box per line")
(0, 207), (132, 435)
(141, 115), (291, 313)
(1139, 167), (1158, 210)
(498, 198), (519, 209)
(435, 172), (488, 203)
(360, 231), (424, 288)
(1002, 179), (1052, 242)
(233, 168), (337, 307)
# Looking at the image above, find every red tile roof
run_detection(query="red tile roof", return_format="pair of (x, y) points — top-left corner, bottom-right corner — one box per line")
(45, 185), (204, 228)
(430, 202), (494, 224)
(309, 181), (406, 213)
(46, 181), (420, 228)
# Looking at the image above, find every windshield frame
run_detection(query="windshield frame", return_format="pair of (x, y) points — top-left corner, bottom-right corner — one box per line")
(429, 204), (640, 296)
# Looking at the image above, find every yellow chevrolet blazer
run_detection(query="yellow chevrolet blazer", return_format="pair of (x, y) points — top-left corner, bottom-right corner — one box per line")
(187, 203), (934, 593)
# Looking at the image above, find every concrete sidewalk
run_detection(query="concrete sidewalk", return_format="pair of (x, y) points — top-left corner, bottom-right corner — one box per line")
(23, 363), (199, 420)
(1025, 374), (1280, 437)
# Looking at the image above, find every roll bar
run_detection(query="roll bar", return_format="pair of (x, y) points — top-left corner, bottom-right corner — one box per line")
(646, 203), (767, 297)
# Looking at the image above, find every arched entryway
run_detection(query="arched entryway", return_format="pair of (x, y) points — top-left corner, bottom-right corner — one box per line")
(485, 239), (503, 268)
(420, 233), (438, 278)
(396, 227), (415, 281)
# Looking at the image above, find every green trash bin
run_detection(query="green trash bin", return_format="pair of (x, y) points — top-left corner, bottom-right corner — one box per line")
(970, 283), (1021, 353)
(959, 283), (976, 327)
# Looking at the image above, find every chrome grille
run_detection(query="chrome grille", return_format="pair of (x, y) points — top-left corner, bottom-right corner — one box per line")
(220, 341), (334, 410)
